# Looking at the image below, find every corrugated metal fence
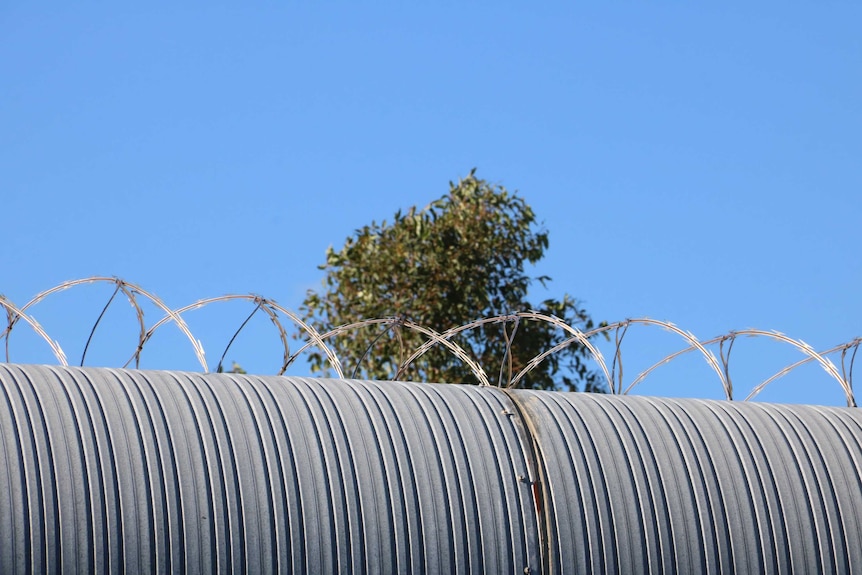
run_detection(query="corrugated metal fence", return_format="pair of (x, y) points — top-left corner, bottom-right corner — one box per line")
(1, 364), (860, 573)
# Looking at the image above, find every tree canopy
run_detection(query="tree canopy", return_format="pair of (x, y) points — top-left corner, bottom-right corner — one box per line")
(301, 171), (605, 391)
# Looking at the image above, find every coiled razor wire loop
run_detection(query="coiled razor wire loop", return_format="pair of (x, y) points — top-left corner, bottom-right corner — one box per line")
(0, 296), (68, 366)
(123, 294), (341, 377)
(2, 277), (204, 370)
(0, 277), (858, 406)
(290, 317), (489, 385)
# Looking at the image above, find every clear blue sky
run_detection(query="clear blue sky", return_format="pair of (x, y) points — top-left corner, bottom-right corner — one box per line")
(2, 4), (860, 405)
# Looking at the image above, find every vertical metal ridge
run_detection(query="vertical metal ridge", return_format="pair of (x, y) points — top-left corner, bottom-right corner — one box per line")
(212, 373), (278, 573)
(694, 400), (767, 573)
(32, 368), (82, 572)
(598, 398), (675, 573)
(557, 394), (609, 575)
(186, 371), (246, 573)
(0, 365), (30, 574)
(696, 400), (785, 574)
(562, 393), (618, 574)
(638, 398), (714, 574)
(161, 369), (218, 572)
(357, 383), (415, 573)
(755, 404), (832, 574)
(252, 375), (307, 573)
(44, 366), (95, 573)
(375, 380), (458, 572)
(396, 382), (457, 573)
(422, 383), (486, 572)
(292, 376), (353, 572)
(584, 394), (647, 572)
(63, 368), (118, 574)
(415, 383), (475, 572)
(390, 380), (460, 571)
(363, 378), (427, 573)
(274, 376), (325, 572)
(653, 398), (727, 574)
(229, 373), (287, 573)
(748, 403), (821, 574)
(473, 388), (522, 574)
(808, 406), (862, 572)
(614, 398), (691, 574)
(585, 397), (648, 571)
(778, 407), (846, 573)
(106, 369), (170, 574)
(474, 388), (538, 573)
(16, 365), (59, 573)
(512, 391), (614, 573)
(338, 380), (400, 573)
(305, 377), (369, 573)
(129, 367), (185, 575)
(572, 395), (615, 574)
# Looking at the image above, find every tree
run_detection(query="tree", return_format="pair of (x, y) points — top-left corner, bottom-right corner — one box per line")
(216, 361), (247, 374)
(301, 170), (605, 392)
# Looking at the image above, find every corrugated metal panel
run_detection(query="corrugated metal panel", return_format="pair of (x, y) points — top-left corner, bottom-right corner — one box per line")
(0, 364), (540, 574)
(512, 391), (862, 574)
(2, 364), (861, 574)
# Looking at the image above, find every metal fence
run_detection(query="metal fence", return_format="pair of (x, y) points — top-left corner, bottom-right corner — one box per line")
(2, 277), (859, 406)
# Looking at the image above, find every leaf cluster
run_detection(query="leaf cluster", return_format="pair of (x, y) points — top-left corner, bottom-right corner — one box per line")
(301, 170), (604, 391)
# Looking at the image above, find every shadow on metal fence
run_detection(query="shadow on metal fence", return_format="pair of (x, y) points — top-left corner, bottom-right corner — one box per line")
(1, 276), (858, 406)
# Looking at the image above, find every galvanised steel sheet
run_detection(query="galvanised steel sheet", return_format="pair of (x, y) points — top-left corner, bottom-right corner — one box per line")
(2, 363), (861, 574)
(513, 391), (862, 574)
(0, 364), (540, 574)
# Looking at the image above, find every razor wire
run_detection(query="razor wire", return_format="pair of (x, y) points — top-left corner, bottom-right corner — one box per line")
(0, 277), (858, 406)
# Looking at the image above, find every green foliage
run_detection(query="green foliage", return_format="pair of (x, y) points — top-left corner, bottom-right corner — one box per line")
(216, 361), (246, 374)
(301, 170), (605, 391)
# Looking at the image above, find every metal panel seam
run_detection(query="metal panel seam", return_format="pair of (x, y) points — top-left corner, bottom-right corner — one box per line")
(503, 389), (550, 575)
